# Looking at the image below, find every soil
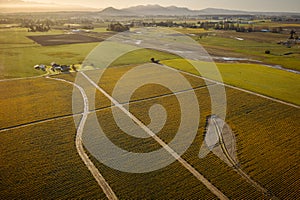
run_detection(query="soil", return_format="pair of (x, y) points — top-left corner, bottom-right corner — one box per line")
(27, 32), (115, 46)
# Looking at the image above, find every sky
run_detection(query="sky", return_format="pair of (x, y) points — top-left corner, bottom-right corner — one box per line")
(16, 0), (300, 12)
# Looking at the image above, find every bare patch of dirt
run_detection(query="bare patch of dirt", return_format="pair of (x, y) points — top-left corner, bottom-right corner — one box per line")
(27, 34), (103, 46)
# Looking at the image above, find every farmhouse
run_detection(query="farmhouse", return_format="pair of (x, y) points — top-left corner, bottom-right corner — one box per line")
(34, 62), (75, 74)
(33, 64), (46, 71)
(51, 62), (71, 73)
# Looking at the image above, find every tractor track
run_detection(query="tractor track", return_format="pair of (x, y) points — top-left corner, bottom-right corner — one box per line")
(211, 117), (279, 199)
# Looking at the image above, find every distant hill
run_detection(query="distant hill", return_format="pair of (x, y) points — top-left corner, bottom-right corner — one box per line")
(98, 7), (133, 16)
(97, 5), (299, 16)
(122, 4), (196, 16)
(200, 8), (250, 15)
(1, 2), (299, 16)
(199, 8), (298, 16)
(99, 5), (247, 16)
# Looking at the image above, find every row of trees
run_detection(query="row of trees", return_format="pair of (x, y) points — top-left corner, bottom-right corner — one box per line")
(27, 24), (50, 32)
(17, 18), (95, 31)
(211, 22), (283, 33)
(142, 21), (201, 28)
(138, 21), (285, 33)
(21, 19), (54, 32)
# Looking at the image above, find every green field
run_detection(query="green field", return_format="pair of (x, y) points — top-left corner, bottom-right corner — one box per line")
(1, 26), (299, 80)
(0, 28), (181, 79)
(0, 28), (100, 78)
(2, 26), (298, 108)
(162, 59), (300, 105)
(195, 31), (300, 71)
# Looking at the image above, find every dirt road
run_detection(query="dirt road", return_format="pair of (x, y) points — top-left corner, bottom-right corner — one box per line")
(47, 76), (118, 200)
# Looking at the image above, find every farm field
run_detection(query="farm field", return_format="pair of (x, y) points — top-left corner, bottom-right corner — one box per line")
(0, 117), (107, 199)
(82, 64), (299, 199)
(27, 34), (103, 46)
(0, 77), (75, 129)
(195, 31), (300, 71)
(0, 63), (299, 199)
(172, 27), (300, 71)
(162, 59), (300, 105)
(0, 28), (109, 78)
(27, 31), (117, 46)
(0, 28), (179, 79)
(88, 86), (299, 199)
(184, 86), (299, 199)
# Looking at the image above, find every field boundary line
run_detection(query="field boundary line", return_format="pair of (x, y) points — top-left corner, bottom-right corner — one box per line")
(81, 72), (229, 200)
(0, 84), (210, 133)
(46, 76), (118, 200)
(121, 84), (215, 105)
(161, 64), (300, 109)
(0, 114), (79, 133)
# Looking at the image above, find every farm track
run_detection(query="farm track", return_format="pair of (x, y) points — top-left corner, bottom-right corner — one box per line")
(0, 45), (38, 49)
(46, 76), (118, 200)
(81, 72), (229, 200)
(211, 117), (279, 199)
(0, 74), (46, 82)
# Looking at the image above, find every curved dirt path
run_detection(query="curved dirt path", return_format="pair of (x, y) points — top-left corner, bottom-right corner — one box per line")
(81, 72), (229, 200)
(211, 117), (279, 199)
(46, 76), (118, 200)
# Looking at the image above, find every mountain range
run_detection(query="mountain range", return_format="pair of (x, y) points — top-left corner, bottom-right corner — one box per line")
(0, 1), (299, 15)
(98, 5), (299, 16)
(99, 5), (254, 16)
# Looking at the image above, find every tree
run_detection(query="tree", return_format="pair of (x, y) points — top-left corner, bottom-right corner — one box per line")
(290, 30), (296, 39)
(107, 23), (129, 32)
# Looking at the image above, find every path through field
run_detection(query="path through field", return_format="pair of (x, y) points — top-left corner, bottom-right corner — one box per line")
(81, 72), (229, 200)
(211, 117), (278, 199)
(46, 76), (118, 200)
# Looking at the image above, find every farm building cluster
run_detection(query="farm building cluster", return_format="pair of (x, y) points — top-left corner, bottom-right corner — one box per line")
(34, 62), (77, 73)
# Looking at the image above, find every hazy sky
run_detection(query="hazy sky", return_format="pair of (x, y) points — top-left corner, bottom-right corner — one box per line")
(22, 0), (300, 12)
